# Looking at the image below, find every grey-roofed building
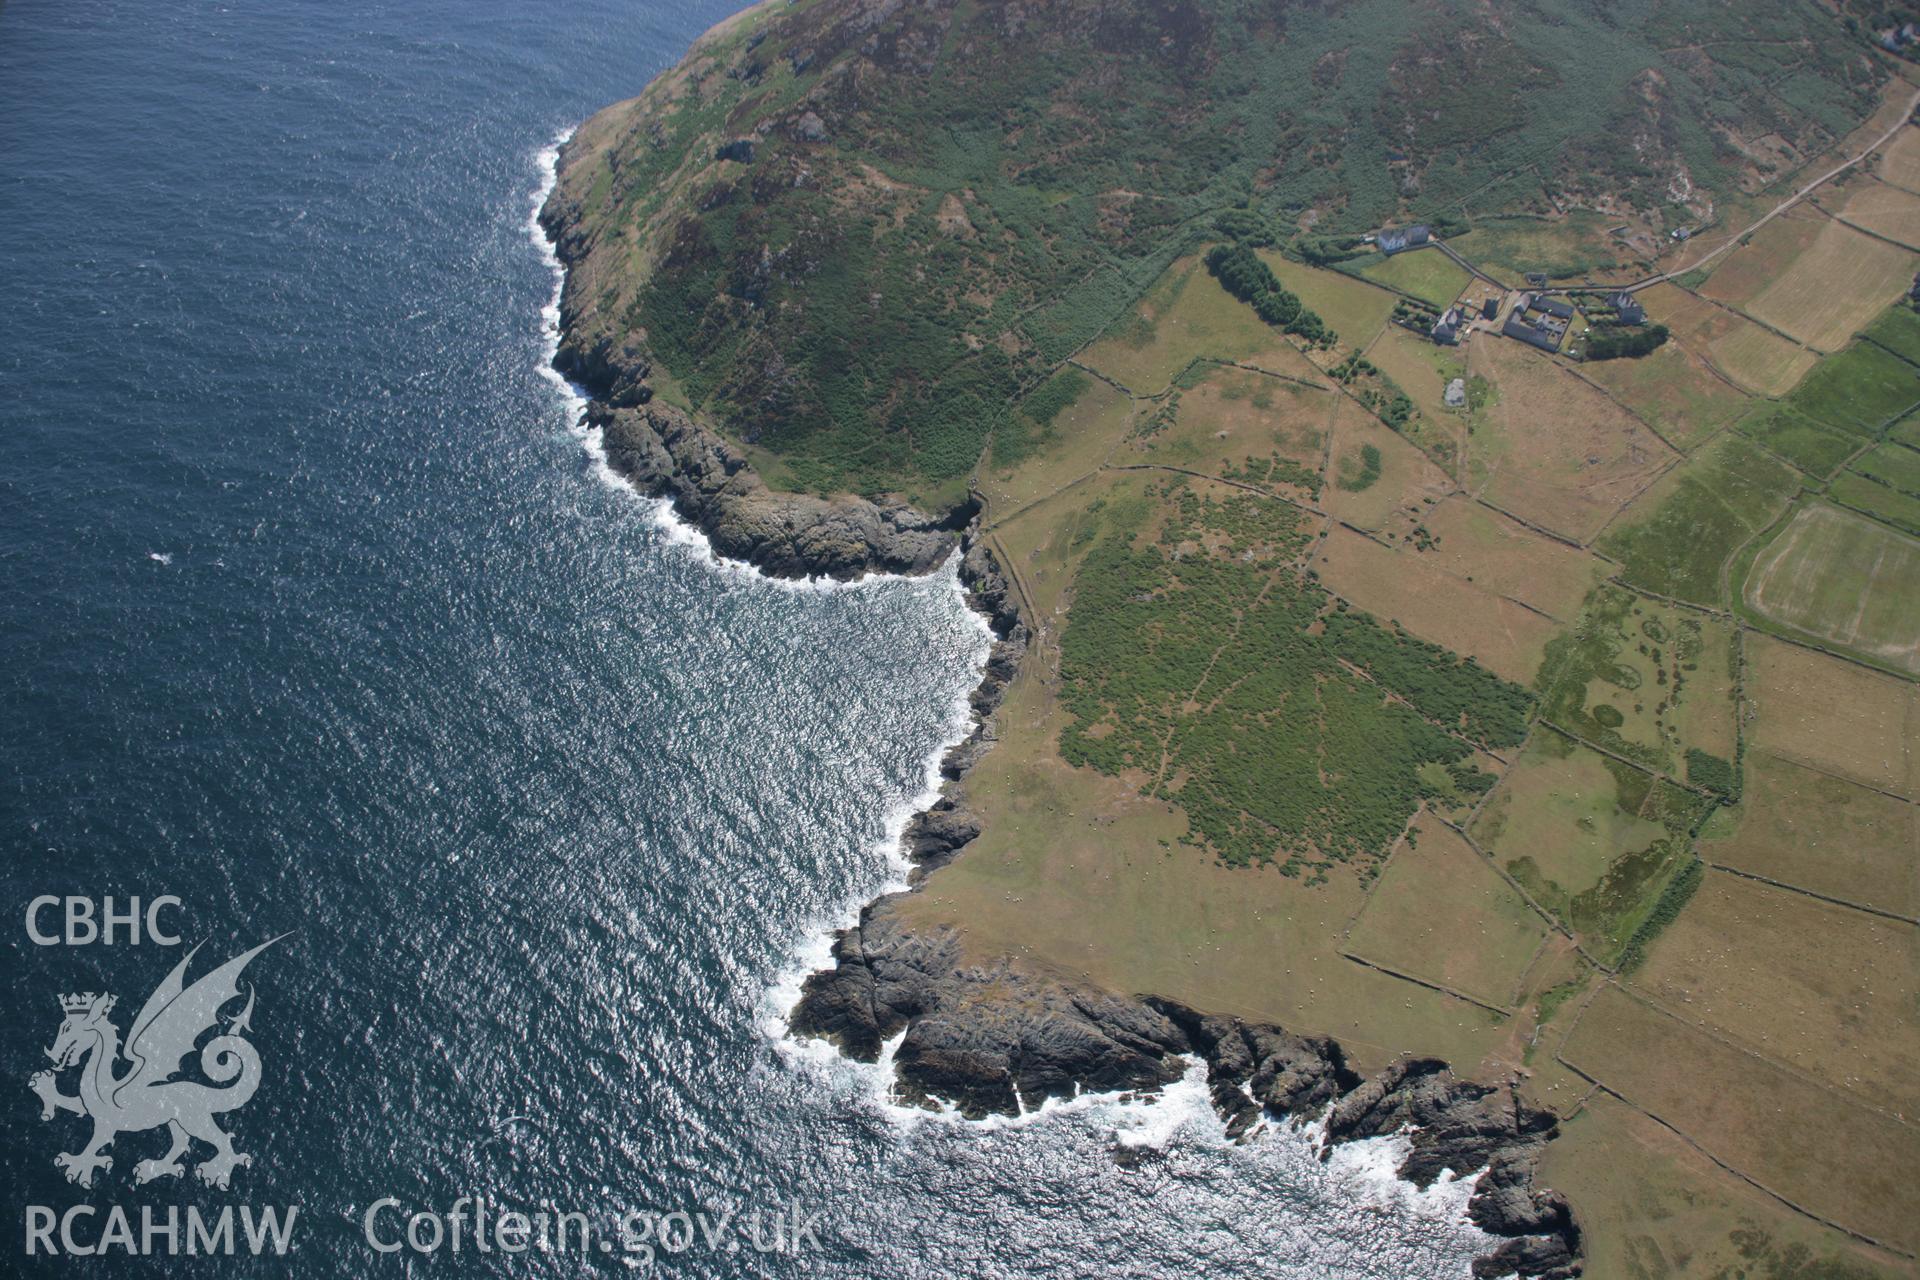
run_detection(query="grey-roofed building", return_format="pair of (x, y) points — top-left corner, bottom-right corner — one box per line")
(1430, 306), (1462, 346)
(1534, 295), (1574, 320)
(1377, 224), (1432, 256)
(1503, 310), (1564, 353)
(1607, 291), (1646, 325)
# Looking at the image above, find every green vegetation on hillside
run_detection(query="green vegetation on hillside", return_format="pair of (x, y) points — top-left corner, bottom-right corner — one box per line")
(1056, 480), (1530, 872)
(1584, 323), (1670, 361)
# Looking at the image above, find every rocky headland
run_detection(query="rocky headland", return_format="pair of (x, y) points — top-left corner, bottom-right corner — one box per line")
(538, 20), (1581, 1270)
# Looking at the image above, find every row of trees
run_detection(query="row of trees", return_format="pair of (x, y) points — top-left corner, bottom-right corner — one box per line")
(1585, 323), (1670, 360)
(1204, 244), (1335, 346)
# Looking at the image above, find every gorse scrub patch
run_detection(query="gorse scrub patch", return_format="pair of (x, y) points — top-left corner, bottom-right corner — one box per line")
(1056, 479), (1531, 873)
(1336, 443), (1383, 492)
(1584, 323), (1669, 361)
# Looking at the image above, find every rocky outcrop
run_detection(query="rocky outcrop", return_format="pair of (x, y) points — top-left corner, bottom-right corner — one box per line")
(792, 913), (1582, 1278)
(589, 400), (968, 580)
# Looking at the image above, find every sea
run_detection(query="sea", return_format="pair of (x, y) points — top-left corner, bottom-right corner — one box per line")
(0, 1), (1494, 1274)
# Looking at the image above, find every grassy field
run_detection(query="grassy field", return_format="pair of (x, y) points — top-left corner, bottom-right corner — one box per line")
(1445, 213), (1629, 282)
(1864, 302), (1920, 365)
(1361, 322), (1468, 434)
(1831, 178), (1920, 250)
(1312, 524), (1560, 683)
(981, 371), (1137, 513)
(1077, 255), (1325, 395)
(1851, 439), (1920, 495)
(1745, 220), (1920, 353)
(1344, 815), (1546, 1009)
(1541, 1094), (1910, 1280)
(1400, 496), (1611, 620)
(1256, 252), (1398, 352)
(1318, 396), (1453, 533)
(1745, 634), (1916, 798)
(1786, 339), (1920, 435)
(1830, 468), (1920, 536)
(1700, 206), (1826, 311)
(1466, 334), (1678, 544)
(1629, 871), (1920, 1113)
(1575, 340), (1752, 453)
(1596, 431), (1802, 606)
(1877, 123), (1920, 192)
(1562, 984), (1920, 1256)
(1349, 247), (1471, 308)
(1122, 364), (1333, 504)
(1699, 751), (1919, 919)
(1744, 503), (1920, 675)
(1639, 284), (1820, 397)
(1470, 733), (1705, 961)
(1736, 402), (1863, 477)
(1536, 584), (1739, 771)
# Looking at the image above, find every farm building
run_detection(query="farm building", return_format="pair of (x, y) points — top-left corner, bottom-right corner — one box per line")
(1378, 224), (1431, 255)
(1606, 291), (1645, 325)
(1533, 295), (1575, 320)
(1481, 297), (1498, 320)
(1431, 306), (1463, 346)
(1503, 298), (1568, 353)
(1444, 378), (1467, 408)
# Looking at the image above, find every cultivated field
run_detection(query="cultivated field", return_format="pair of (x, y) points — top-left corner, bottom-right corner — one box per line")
(1744, 503), (1920, 674)
(1699, 751), (1919, 919)
(1639, 283), (1819, 396)
(1562, 984), (1920, 1256)
(1744, 220), (1920, 353)
(1831, 178), (1920, 250)
(1745, 634), (1916, 797)
(1699, 205), (1826, 310)
(1399, 496), (1610, 620)
(1629, 870), (1920, 1112)
(1576, 340), (1751, 453)
(1350, 247), (1470, 308)
(1344, 815), (1545, 1010)
(1876, 123), (1920, 193)
(1077, 254), (1327, 395)
(1311, 524), (1559, 683)
(1466, 335), (1678, 543)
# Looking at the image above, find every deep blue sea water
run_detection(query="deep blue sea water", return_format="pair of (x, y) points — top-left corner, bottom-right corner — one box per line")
(1, 2), (1492, 1274)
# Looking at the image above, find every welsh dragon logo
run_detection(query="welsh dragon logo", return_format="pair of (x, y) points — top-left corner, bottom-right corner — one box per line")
(29, 938), (284, 1189)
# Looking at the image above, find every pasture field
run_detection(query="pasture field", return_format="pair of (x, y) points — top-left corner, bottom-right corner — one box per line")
(1361, 321), (1467, 429)
(1894, 413), (1920, 449)
(1744, 220), (1920, 352)
(1561, 984), (1920, 1256)
(1311, 524), (1559, 683)
(1745, 634), (1916, 797)
(1401, 496), (1611, 620)
(1258, 252), (1398, 351)
(1699, 751), (1918, 918)
(1348, 247), (1470, 309)
(1852, 439), (1920, 495)
(1343, 815), (1546, 1010)
(1699, 205), (1826, 311)
(1735, 402), (1861, 476)
(1077, 254), (1324, 395)
(1638, 283), (1819, 396)
(1744, 503), (1920, 675)
(1875, 123), (1920, 192)
(1863, 301), (1920, 365)
(1536, 584), (1738, 771)
(1317, 397), (1453, 533)
(1786, 338), (1920, 434)
(1125, 364), (1331, 504)
(1629, 871), (1920, 1113)
(1596, 432), (1802, 606)
(1541, 1095), (1906, 1280)
(1470, 733), (1705, 960)
(1830, 468), (1920, 536)
(1444, 213), (1628, 282)
(981, 371), (1136, 513)
(1575, 339), (1751, 453)
(1830, 178), (1920, 250)
(1466, 335), (1677, 544)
